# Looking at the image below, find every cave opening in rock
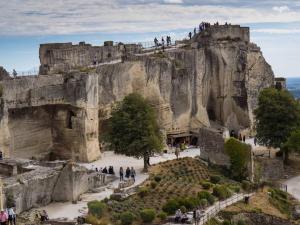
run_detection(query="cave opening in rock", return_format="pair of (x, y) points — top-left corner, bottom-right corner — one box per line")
(67, 110), (75, 129)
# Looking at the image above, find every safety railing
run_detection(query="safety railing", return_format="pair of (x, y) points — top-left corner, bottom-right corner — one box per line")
(165, 193), (252, 225)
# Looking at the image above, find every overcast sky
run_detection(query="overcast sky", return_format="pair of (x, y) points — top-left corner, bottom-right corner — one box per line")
(1, 0), (300, 77)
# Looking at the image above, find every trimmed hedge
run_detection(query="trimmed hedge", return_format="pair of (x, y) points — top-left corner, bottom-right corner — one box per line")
(210, 175), (221, 184)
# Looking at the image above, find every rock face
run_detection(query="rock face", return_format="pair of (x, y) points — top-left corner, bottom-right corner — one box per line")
(2, 160), (110, 213)
(0, 25), (274, 162)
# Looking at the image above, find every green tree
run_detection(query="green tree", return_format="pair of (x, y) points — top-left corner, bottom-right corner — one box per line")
(104, 93), (163, 171)
(282, 130), (300, 163)
(224, 138), (250, 181)
(254, 88), (300, 150)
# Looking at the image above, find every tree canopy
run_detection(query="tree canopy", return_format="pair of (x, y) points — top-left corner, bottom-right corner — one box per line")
(282, 129), (300, 163)
(104, 93), (163, 171)
(224, 138), (251, 181)
(254, 88), (300, 149)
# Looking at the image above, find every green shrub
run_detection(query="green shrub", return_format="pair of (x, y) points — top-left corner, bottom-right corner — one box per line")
(222, 221), (231, 225)
(138, 187), (149, 198)
(110, 193), (122, 201)
(229, 185), (240, 193)
(237, 220), (246, 225)
(202, 181), (213, 190)
(180, 206), (187, 213)
(150, 181), (157, 189)
(87, 200), (106, 218)
(224, 138), (251, 181)
(85, 215), (99, 225)
(210, 175), (221, 184)
(213, 185), (232, 200)
(178, 197), (199, 210)
(198, 191), (215, 205)
(157, 211), (167, 220)
(242, 180), (252, 192)
(140, 208), (156, 223)
(120, 212), (134, 225)
(199, 199), (208, 208)
(154, 175), (162, 182)
(162, 199), (180, 215)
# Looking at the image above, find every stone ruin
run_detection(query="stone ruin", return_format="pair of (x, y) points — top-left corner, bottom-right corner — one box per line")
(0, 24), (275, 214)
(0, 159), (115, 213)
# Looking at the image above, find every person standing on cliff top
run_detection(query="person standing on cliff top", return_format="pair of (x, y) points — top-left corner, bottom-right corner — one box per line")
(194, 28), (196, 36)
(119, 167), (124, 181)
(189, 32), (192, 40)
(154, 37), (158, 47)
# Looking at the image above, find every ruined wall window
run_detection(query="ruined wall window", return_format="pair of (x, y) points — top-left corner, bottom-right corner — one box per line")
(67, 111), (75, 129)
(107, 53), (112, 58)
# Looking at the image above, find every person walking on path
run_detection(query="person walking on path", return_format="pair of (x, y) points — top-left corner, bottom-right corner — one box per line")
(125, 167), (130, 179)
(254, 137), (257, 146)
(130, 167), (136, 182)
(189, 32), (192, 40)
(7, 207), (16, 225)
(119, 167), (124, 181)
(0, 210), (8, 225)
(175, 147), (180, 160)
(161, 37), (165, 52)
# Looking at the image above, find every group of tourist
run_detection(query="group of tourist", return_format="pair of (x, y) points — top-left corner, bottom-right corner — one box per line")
(173, 207), (204, 224)
(119, 167), (136, 182)
(0, 207), (16, 225)
(95, 166), (115, 175)
(154, 36), (172, 50)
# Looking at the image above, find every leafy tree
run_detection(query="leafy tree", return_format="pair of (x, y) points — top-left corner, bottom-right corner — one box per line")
(282, 130), (300, 163)
(104, 93), (163, 171)
(224, 138), (250, 181)
(254, 88), (300, 150)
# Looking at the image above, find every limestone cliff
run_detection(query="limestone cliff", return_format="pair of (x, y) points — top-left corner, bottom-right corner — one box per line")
(0, 25), (274, 162)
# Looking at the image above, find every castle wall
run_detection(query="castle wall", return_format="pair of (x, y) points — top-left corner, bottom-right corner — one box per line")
(39, 42), (142, 75)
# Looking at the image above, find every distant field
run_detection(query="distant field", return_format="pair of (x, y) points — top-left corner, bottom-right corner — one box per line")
(287, 77), (300, 99)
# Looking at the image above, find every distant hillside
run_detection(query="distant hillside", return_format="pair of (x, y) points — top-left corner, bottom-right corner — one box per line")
(287, 77), (300, 99)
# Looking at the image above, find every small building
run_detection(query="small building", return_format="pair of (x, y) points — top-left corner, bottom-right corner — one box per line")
(274, 77), (286, 90)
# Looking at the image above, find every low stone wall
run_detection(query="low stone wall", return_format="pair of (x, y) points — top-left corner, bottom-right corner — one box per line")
(198, 127), (229, 166)
(255, 157), (284, 181)
(236, 213), (296, 225)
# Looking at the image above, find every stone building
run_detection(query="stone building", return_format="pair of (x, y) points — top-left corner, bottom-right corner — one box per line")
(274, 77), (287, 90)
(0, 24), (274, 162)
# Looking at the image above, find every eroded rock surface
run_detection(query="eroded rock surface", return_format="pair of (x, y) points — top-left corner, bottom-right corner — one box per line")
(0, 25), (274, 162)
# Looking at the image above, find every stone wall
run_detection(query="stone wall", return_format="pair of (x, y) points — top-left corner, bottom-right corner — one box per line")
(39, 42), (142, 75)
(235, 213), (296, 225)
(198, 127), (229, 166)
(255, 157), (284, 181)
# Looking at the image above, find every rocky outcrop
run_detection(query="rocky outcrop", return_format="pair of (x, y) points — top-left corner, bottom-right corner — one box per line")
(0, 25), (274, 162)
(2, 160), (111, 213)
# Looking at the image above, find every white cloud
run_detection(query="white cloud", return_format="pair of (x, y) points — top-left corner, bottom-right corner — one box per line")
(253, 28), (300, 34)
(272, 5), (290, 13)
(164, 0), (183, 4)
(0, 1), (300, 36)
